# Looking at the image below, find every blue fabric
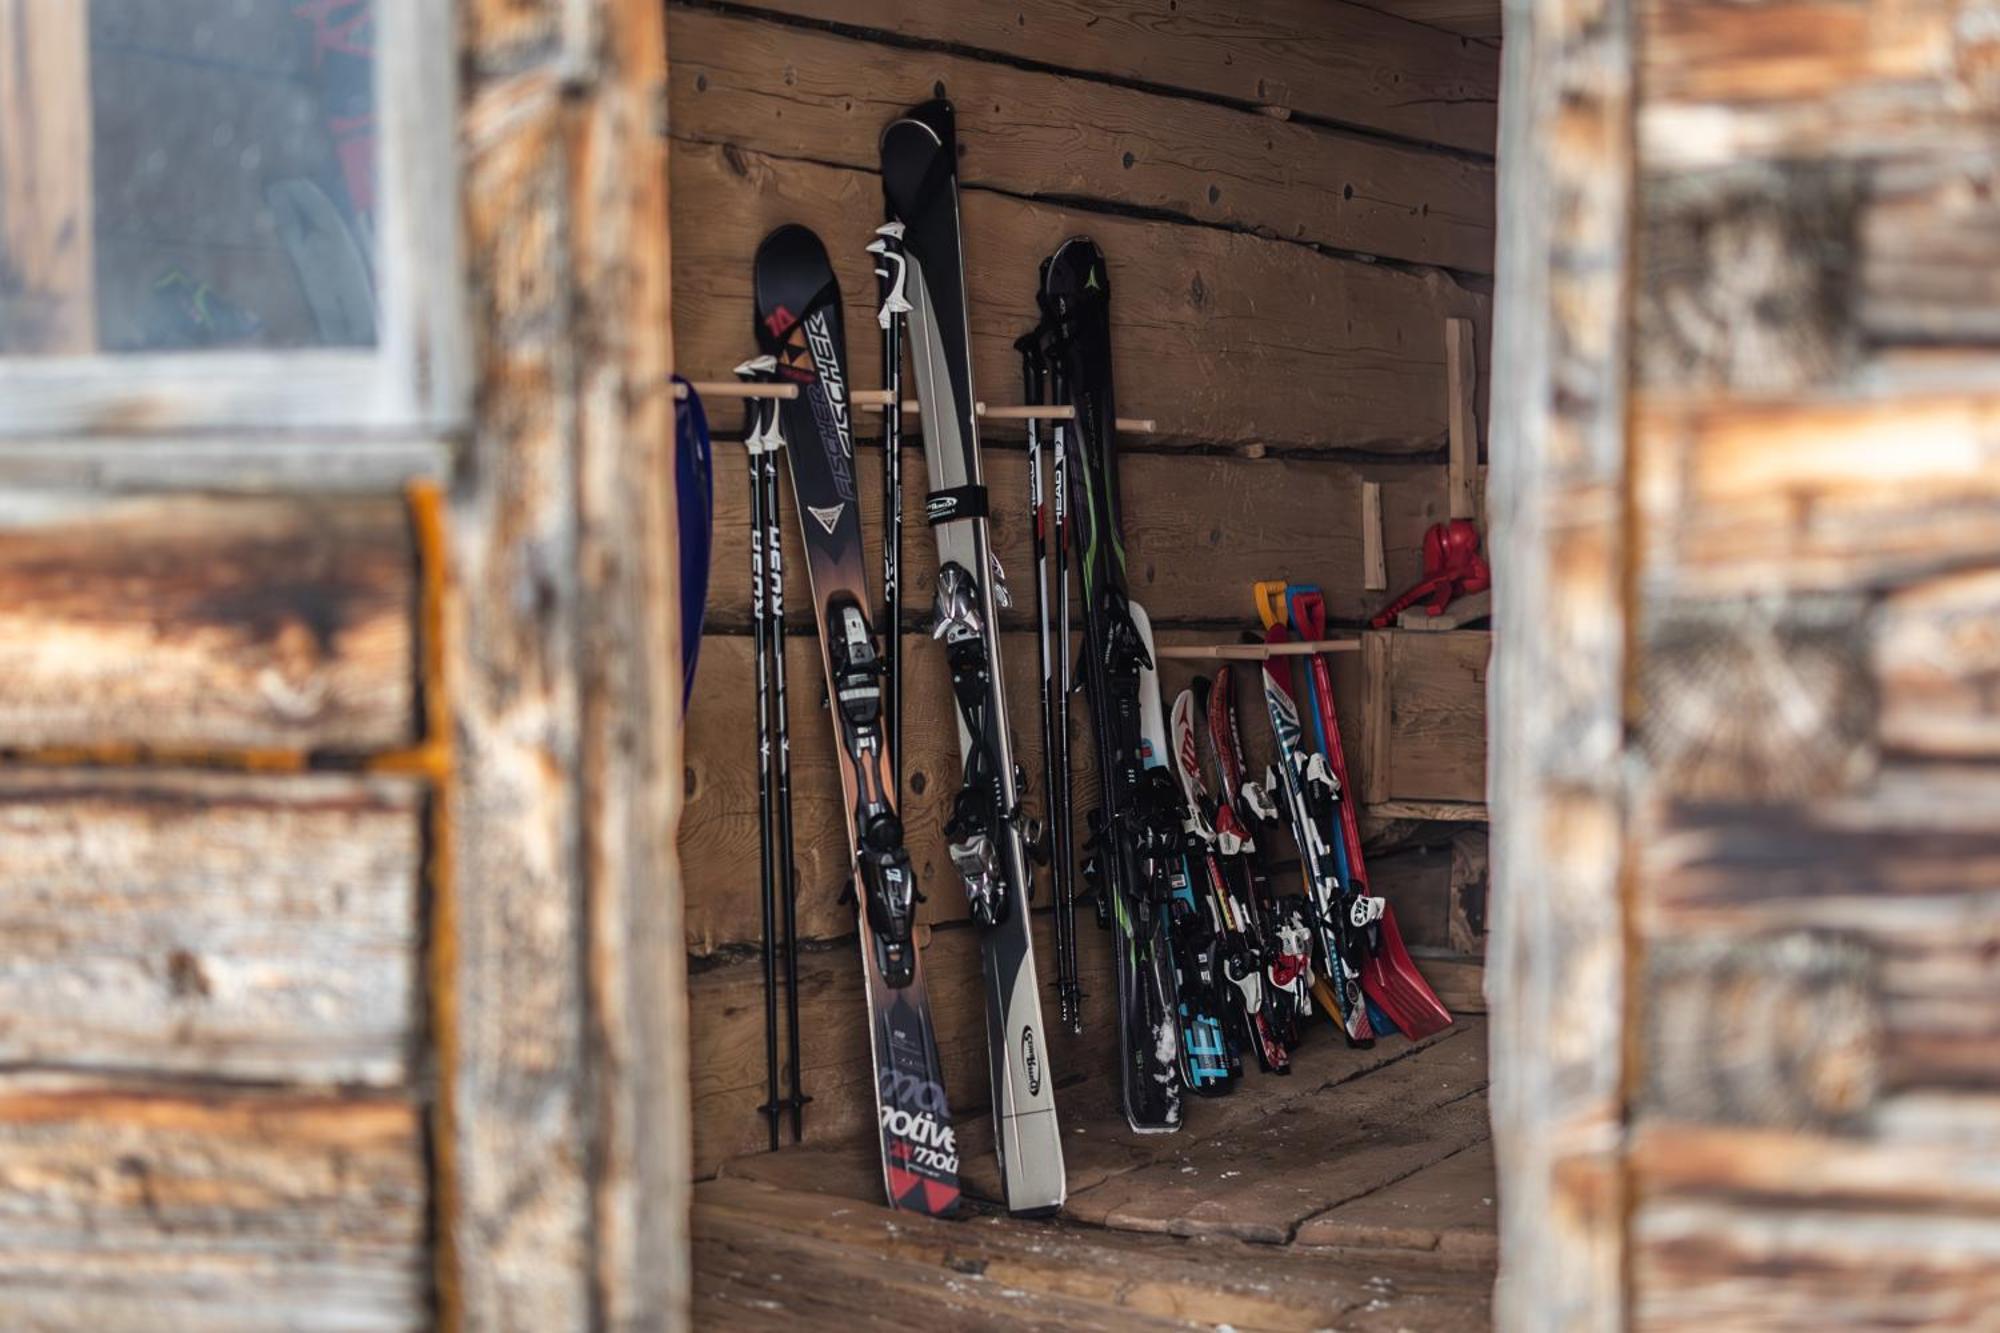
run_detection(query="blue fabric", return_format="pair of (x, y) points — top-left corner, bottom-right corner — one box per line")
(675, 377), (715, 714)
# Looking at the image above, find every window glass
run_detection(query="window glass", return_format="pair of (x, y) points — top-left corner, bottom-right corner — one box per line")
(3, 0), (378, 356)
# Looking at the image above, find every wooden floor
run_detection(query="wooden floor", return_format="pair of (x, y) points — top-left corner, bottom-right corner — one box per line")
(695, 1019), (1495, 1329)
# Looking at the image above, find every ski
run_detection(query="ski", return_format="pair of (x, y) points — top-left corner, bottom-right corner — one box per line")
(1170, 681), (1293, 1076)
(1132, 607), (1239, 1095)
(1038, 235), (1184, 1133)
(1256, 613), (1380, 1046)
(881, 101), (1065, 1214)
(1201, 667), (1315, 1055)
(753, 224), (959, 1216)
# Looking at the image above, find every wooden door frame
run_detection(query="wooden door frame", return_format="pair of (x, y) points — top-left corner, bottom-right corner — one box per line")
(1486, 0), (1635, 1325)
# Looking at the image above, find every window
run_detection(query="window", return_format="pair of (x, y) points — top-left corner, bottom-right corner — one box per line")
(0, 0), (462, 435)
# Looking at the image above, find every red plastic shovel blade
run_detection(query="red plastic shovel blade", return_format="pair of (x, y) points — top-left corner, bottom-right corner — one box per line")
(1360, 905), (1454, 1040)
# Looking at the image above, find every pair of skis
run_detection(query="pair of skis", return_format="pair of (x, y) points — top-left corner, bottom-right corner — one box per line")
(747, 97), (1066, 1219)
(1255, 584), (1453, 1042)
(1033, 239), (1185, 1134)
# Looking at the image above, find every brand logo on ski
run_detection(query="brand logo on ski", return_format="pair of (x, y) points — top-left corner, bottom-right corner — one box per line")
(1021, 1025), (1042, 1097)
(808, 503), (845, 534)
(879, 1068), (951, 1115)
(1085, 266), (1102, 292)
(763, 304), (798, 338)
(803, 309), (856, 498)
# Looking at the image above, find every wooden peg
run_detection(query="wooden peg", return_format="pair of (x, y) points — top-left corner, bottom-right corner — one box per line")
(1445, 318), (1478, 522)
(1362, 481), (1387, 591)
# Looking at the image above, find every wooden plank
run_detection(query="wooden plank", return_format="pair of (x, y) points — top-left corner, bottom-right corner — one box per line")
(570, 0), (689, 1324)
(0, 1081), (428, 1331)
(1356, 0), (1503, 40)
(1370, 842), (1458, 949)
(1483, 0), (1637, 1312)
(0, 770), (422, 1086)
(1634, 1196), (2000, 1330)
(0, 494), (418, 753)
(1445, 317), (1479, 519)
(667, 8), (1496, 274)
(1066, 1026), (1490, 1239)
(1875, 567), (2000, 760)
(1860, 153), (2000, 346)
(1294, 1138), (1498, 1257)
(1383, 630), (1489, 803)
(687, 914), (1121, 1178)
(446, 73), (591, 1330)
(1635, 796), (2000, 1097)
(0, 1), (93, 353)
(671, 140), (1492, 454)
(1361, 629), (1394, 805)
(1637, 0), (1995, 171)
(705, 445), (1448, 632)
(717, 0), (1500, 153)
(1398, 587), (1492, 630)
(695, 1176), (1494, 1331)
(1362, 482), (1388, 590)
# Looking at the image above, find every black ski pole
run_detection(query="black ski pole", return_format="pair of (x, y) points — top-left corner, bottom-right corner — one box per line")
(1050, 357), (1083, 1032)
(735, 360), (782, 1152)
(868, 223), (911, 795)
(764, 411), (809, 1144)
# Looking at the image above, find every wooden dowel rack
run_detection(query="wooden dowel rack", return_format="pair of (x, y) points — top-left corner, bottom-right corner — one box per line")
(675, 379), (1155, 432)
(1153, 639), (1361, 661)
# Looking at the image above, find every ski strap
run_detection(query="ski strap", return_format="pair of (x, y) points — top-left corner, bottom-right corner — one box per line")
(925, 484), (989, 525)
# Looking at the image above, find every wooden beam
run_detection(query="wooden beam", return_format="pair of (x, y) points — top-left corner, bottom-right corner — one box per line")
(0, 770), (423, 1086)
(1363, 481), (1388, 590)
(0, 495), (418, 754)
(0, 1), (94, 353)
(667, 7), (1497, 273)
(1446, 316), (1480, 520)
(0, 1081), (427, 1331)
(672, 140), (1492, 455)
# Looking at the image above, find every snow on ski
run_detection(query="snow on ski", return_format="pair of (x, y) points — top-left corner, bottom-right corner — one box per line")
(881, 100), (1065, 1214)
(753, 223), (960, 1217)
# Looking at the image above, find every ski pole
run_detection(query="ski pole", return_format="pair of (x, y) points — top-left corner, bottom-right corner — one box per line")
(1021, 334), (1070, 1029)
(868, 224), (911, 797)
(764, 415), (809, 1143)
(1050, 356), (1083, 1033)
(737, 374), (781, 1153)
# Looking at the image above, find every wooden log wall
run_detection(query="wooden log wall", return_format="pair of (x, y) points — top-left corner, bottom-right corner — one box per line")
(673, 0), (1500, 1175)
(1493, 0), (2000, 1322)
(0, 0), (690, 1327)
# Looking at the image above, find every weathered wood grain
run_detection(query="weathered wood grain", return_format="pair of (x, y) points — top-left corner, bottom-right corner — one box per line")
(1293, 1138), (1498, 1258)
(0, 1081), (428, 1331)
(570, 0), (690, 1324)
(0, 1), (94, 354)
(1634, 388), (2000, 589)
(1637, 0), (1998, 171)
(1861, 153), (2000, 345)
(705, 445), (1449, 632)
(1635, 594), (1877, 800)
(1448, 826), (1489, 955)
(668, 8), (1496, 274)
(1358, 0), (1503, 40)
(671, 140), (1491, 454)
(1634, 1194), (2000, 1330)
(0, 494), (417, 753)
(447, 72), (592, 1331)
(712, 0), (1500, 153)
(1064, 1027), (1489, 1239)
(695, 1175), (1495, 1331)
(1484, 0), (1637, 1314)
(1378, 630), (1489, 803)
(687, 913), (1120, 1178)
(1875, 567), (2000, 760)
(1635, 794), (2000, 1097)
(0, 770), (422, 1086)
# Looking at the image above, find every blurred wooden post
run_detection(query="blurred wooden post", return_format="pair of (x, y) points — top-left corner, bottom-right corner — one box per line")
(0, 1), (94, 353)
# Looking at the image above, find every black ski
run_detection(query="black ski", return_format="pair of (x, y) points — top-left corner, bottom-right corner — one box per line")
(881, 101), (1065, 1214)
(753, 224), (960, 1217)
(1037, 237), (1184, 1133)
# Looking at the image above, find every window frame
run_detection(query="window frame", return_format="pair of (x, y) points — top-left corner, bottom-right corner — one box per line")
(0, 0), (466, 439)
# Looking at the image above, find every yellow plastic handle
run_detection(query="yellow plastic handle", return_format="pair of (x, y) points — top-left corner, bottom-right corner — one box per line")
(1253, 580), (1291, 631)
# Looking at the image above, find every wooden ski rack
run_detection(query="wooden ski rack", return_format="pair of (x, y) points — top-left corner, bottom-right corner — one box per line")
(674, 379), (1157, 432)
(1152, 638), (1361, 661)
